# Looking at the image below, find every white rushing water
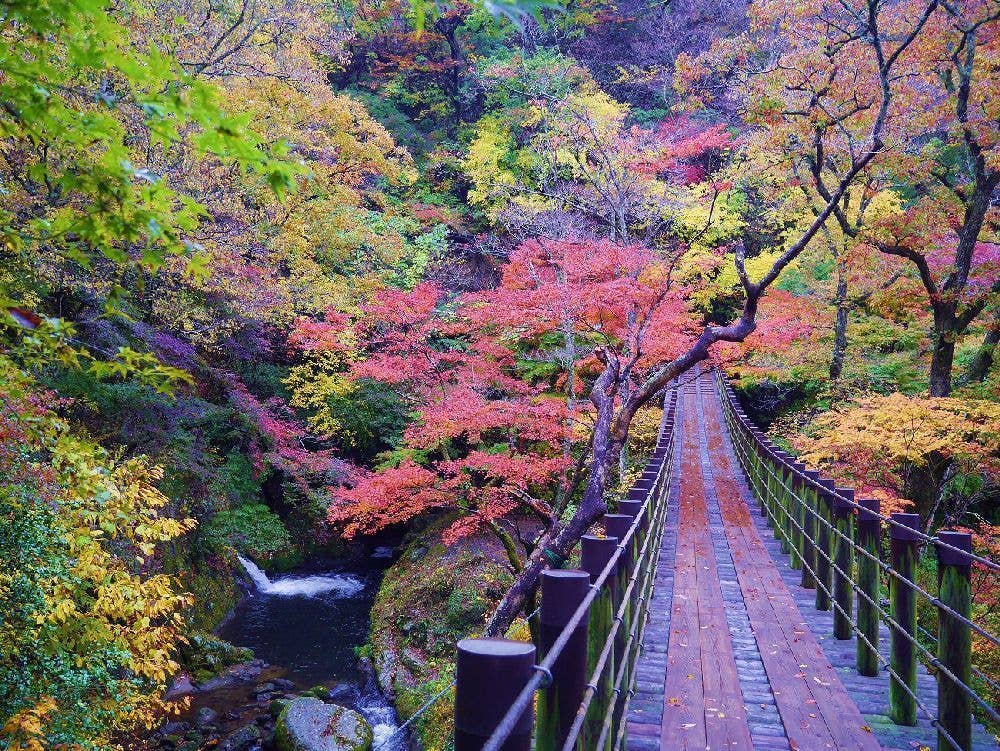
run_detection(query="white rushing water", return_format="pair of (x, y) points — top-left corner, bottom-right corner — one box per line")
(236, 555), (364, 598)
(356, 673), (404, 751)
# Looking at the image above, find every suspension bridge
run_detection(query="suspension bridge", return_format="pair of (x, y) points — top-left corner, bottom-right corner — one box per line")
(388, 367), (1000, 751)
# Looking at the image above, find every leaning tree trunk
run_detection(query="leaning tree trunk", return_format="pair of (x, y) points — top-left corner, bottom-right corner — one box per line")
(484, 361), (622, 636)
(961, 322), (1000, 384)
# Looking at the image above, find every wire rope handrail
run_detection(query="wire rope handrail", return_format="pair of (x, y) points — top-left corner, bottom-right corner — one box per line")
(729, 420), (1000, 650)
(477, 386), (679, 751)
(369, 385), (680, 751)
(726, 419), (1000, 732)
(715, 367), (998, 751)
(718, 377), (1000, 574)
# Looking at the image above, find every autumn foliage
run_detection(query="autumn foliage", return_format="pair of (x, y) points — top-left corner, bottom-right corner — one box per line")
(2, 0), (999, 745)
(289, 237), (696, 556)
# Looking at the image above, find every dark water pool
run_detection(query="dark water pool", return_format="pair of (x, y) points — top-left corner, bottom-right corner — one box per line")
(218, 555), (391, 687)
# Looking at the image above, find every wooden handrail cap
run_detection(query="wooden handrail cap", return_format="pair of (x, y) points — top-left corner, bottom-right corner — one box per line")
(889, 513), (921, 542)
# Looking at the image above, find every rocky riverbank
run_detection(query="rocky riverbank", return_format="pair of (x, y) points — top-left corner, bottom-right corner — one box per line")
(150, 547), (405, 751)
(365, 519), (521, 751)
(152, 656), (401, 751)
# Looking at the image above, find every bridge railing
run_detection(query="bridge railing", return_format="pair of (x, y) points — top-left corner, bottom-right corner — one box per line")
(449, 385), (679, 751)
(714, 369), (1000, 751)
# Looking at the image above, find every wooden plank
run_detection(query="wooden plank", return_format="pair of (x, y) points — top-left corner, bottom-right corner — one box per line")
(702, 381), (882, 751)
(661, 404), (708, 749)
(660, 383), (754, 751)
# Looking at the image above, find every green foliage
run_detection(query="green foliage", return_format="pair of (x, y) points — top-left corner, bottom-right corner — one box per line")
(0, 0), (296, 318)
(236, 361), (292, 401)
(199, 503), (292, 561)
(208, 452), (260, 508)
(177, 633), (253, 682)
(326, 379), (411, 464)
(0, 361), (194, 751)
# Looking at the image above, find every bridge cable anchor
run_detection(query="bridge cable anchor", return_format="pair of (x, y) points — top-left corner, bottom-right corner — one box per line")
(532, 664), (553, 688)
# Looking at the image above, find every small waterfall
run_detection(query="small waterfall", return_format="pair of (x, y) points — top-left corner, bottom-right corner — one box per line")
(356, 670), (404, 750)
(237, 555), (272, 590)
(236, 555), (364, 598)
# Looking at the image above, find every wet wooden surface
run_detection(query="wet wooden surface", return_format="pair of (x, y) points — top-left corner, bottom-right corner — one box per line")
(627, 372), (883, 750)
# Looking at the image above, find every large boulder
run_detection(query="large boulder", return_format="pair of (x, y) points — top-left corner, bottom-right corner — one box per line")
(274, 698), (373, 751)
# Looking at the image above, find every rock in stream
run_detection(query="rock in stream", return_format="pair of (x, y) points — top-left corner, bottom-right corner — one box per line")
(274, 697), (373, 751)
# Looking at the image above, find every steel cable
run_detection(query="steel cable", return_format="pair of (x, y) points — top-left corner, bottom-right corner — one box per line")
(481, 391), (679, 751)
(714, 372), (1000, 575)
(720, 388), (1000, 731)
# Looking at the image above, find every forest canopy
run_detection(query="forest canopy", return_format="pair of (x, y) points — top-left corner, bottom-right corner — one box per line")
(0, 0), (997, 747)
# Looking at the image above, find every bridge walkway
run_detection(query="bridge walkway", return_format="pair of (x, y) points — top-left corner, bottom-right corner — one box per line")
(625, 370), (943, 751)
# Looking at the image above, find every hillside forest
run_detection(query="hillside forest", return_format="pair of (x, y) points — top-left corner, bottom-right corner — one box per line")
(0, 0), (998, 749)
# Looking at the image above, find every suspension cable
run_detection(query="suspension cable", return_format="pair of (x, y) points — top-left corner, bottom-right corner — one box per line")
(480, 395), (678, 751)
(718, 381), (1000, 730)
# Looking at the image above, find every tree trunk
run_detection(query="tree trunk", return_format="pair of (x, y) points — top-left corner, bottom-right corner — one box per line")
(483, 437), (620, 636)
(961, 320), (999, 384)
(902, 453), (949, 525)
(929, 309), (957, 397)
(830, 268), (849, 380)
(434, 15), (465, 130)
(484, 359), (622, 636)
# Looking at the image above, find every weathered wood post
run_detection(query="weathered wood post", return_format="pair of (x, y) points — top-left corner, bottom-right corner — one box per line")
(604, 513), (634, 732)
(832, 487), (855, 639)
(775, 453), (791, 554)
(455, 638), (536, 751)
(815, 478), (835, 611)
(764, 444), (778, 529)
(620, 499), (647, 543)
(751, 430), (767, 511)
(581, 535), (619, 751)
(641, 466), (658, 492)
(936, 530), (973, 751)
(856, 498), (881, 677)
(789, 461), (806, 570)
(800, 470), (820, 590)
(889, 512), (920, 726)
(536, 570), (591, 751)
(619, 498), (648, 655)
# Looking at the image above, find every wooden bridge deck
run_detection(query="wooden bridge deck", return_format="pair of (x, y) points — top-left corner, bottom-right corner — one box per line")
(625, 371), (999, 751)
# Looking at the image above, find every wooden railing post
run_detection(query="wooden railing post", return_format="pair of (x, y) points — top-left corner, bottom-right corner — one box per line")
(618, 500), (645, 541)
(751, 430), (767, 511)
(832, 487), (855, 639)
(936, 530), (973, 751)
(772, 452), (789, 554)
(455, 638), (535, 751)
(581, 535), (618, 751)
(800, 470), (820, 590)
(764, 445), (779, 529)
(815, 479), (835, 612)
(536, 571), (591, 751)
(789, 461), (805, 569)
(604, 513), (634, 734)
(856, 498), (881, 677)
(619, 495), (646, 618)
(889, 512), (920, 726)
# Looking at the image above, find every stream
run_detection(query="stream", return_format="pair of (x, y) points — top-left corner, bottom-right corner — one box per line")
(174, 551), (404, 750)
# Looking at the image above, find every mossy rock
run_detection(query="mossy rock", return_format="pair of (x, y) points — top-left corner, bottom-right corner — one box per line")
(366, 517), (515, 751)
(274, 698), (372, 751)
(270, 697), (293, 718)
(299, 685), (330, 699)
(179, 632), (253, 681)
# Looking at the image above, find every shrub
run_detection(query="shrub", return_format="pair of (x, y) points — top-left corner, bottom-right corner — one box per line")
(200, 503), (292, 560)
